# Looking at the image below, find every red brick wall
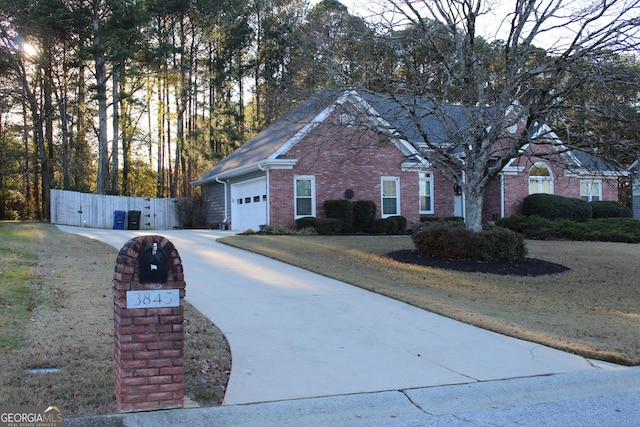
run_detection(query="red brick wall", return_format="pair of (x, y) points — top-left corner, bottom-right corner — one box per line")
(433, 170), (455, 218)
(266, 114), (621, 227)
(500, 156), (621, 217)
(113, 236), (185, 412)
(483, 177), (503, 222)
(268, 119), (457, 229)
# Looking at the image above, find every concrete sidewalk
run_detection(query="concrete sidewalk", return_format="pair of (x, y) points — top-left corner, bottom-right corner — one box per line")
(58, 226), (639, 425)
(66, 368), (640, 426)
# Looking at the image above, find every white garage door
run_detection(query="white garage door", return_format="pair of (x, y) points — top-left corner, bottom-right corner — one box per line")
(231, 178), (267, 231)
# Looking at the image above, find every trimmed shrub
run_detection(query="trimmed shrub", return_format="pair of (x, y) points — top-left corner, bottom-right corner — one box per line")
(495, 214), (556, 239)
(497, 215), (640, 243)
(262, 225), (293, 235)
(388, 215), (407, 233)
(420, 216), (465, 224)
(412, 221), (527, 262)
(296, 216), (318, 230)
(314, 218), (344, 235)
(296, 226), (319, 236)
(590, 201), (632, 219)
(523, 193), (592, 221)
(480, 227), (528, 261)
(353, 200), (376, 232)
(373, 218), (399, 234)
(324, 200), (353, 231)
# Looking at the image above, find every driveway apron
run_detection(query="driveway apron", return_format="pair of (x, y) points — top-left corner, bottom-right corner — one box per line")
(58, 227), (603, 405)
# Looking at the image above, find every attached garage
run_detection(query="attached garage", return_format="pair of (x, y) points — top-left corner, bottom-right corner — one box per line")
(231, 177), (268, 231)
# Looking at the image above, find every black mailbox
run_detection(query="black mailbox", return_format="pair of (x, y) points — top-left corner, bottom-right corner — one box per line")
(139, 243), (168, 283)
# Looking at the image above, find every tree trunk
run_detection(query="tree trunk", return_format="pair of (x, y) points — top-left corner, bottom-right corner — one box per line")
(43, 50), (55, 220)
(111, 61), (120, 194)
(95, 52), (109, 194)
(93, 8), (110, 195)
(463, 186), (484, 233)
(75, 64), (88, 191)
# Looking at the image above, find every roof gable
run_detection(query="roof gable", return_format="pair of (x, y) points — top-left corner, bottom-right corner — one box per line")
(193, 91), (341, 183)
(193, 90), (429, 184)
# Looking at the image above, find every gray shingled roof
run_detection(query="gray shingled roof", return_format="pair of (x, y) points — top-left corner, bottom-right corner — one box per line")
(194, 90), (621, 184)
(569, 148), (624, 173)
(358, 92), (499, 146)
(193, 91), (339, 183)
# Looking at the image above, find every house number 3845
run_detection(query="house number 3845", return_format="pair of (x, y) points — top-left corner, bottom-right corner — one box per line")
(126, 289), (179, 308)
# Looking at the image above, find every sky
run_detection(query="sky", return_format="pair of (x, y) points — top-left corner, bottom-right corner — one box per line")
(308, 0), (595, 51)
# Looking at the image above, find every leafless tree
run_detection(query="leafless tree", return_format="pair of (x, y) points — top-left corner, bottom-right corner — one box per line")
(349, 0), (640, 231)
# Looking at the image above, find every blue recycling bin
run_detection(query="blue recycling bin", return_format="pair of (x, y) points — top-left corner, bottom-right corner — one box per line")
(113, 210), (126, 229)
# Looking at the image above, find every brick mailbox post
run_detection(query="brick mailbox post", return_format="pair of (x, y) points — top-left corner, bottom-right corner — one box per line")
(113, 236), (186, 412)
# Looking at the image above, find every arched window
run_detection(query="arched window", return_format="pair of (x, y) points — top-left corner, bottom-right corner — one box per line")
(529, 162), (553, 194)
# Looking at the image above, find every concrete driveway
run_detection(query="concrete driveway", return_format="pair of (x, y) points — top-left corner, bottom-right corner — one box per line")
(57, 226), (616, 406)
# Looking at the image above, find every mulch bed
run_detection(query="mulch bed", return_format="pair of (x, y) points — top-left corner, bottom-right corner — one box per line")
(387, 250), (570, 276)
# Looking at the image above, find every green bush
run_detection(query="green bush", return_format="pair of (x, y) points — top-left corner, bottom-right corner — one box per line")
(372, 218), (399, 234)
(352, 200), (376, 232)
(412, 221), (527, 262)
(262, 225), (293, 235)
(590, 201), (632, 219)
(324, 200), (353, 231)
(296, 216), (318, 230)
(295, 226), (319, 236)
(314, 218), (344, 235)
(388, 215), (407, 232)
(480, 226), (528, 261)
(497, 215), (640, 243)
(522, 193), (592, 221)
(420, 216), (465, 224)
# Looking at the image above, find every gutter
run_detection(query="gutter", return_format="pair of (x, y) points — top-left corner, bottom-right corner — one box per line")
(192, 159), (298, 186)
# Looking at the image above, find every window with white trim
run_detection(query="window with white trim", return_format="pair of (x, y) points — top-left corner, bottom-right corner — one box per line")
(580, 180), (602, 201)
(529, 162), (553, 194)
(295, 176), (315, 218)
(419, 172), (434, 214)
(381, 177), (400, 217)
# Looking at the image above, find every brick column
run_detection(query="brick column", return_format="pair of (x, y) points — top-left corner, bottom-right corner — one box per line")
(113, 236), (186, 412)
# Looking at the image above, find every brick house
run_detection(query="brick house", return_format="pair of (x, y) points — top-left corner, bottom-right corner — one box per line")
(193, 90), (623, 231)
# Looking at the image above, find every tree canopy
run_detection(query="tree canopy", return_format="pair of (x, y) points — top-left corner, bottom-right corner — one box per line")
(1, 0), (639, 225)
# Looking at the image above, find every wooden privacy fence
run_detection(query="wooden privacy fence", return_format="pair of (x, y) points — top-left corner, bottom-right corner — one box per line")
(50, 189), (181, 229)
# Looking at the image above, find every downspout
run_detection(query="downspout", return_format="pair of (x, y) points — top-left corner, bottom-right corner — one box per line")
(258, 163), (270, 226)
(215, 177), (228, 224)
(500, 174), (505, 219)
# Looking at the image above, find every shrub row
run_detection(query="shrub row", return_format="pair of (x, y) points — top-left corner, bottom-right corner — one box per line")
(590, 200), (633, 219)
(523, 193), (592, 221)
(294, 217), (344, 235)
(295, 200), (406, 235)
(412, 220), (527, 262)
(496, 215), (640, 243)
(523, 194), (631, 221)
(323, 200), (353, 231)
(296, 214), (407, 235)
(323, 199), (378, 232)
(353, 200), (377, 232)
(372, 216), (407, 234)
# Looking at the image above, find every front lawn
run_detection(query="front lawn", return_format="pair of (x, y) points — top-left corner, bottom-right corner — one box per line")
(221, 234), (640, 365)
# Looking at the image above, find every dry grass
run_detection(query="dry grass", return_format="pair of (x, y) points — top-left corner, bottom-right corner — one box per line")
(220, 234), (640, 366)
(0, 222), (230, 418)
(3, 222), (638, 418)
